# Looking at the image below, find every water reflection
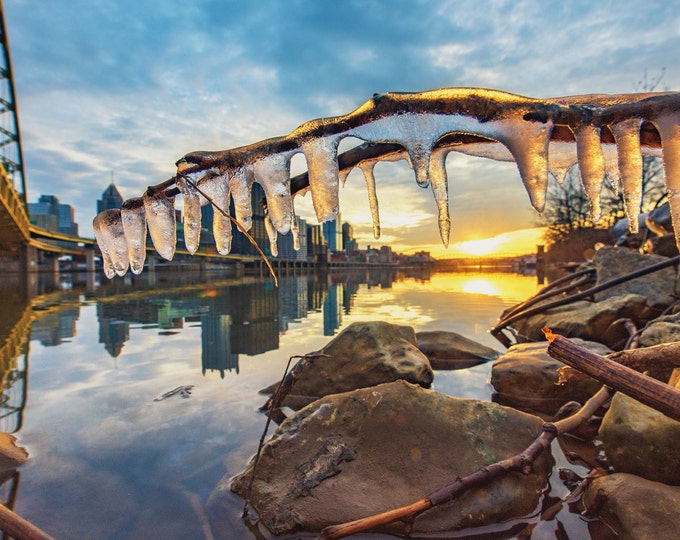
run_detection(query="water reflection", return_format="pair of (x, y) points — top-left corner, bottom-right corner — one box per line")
(0, 268), (543, 539)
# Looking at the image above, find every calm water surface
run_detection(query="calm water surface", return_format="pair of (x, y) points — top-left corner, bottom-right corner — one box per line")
(0, 269), (593, 539)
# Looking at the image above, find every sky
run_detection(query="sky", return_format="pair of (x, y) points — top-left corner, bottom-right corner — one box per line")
(4, 0), (680, 257)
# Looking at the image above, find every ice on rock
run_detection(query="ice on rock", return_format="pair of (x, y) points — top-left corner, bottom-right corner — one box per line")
(653, 111), (680, 249)
(92, 209), (129, 278)
(358, 162), (381, 239)
(252, 151), (296, 234)
(264, 211), (278, 257)
(177, 177), (201, 254)
(575, 125), (606, 222)
(143, 192), (177, 260)
(301, 136), (341, 223)
(429, 147), (451, 248)
(610, 118), (643, 232)
(120, 198), (147, 274)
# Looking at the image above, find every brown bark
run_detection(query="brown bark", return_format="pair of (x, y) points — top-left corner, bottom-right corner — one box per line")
(544, 328), (680, 422)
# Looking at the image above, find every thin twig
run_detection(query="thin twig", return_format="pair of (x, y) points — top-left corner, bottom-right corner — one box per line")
(181, 175), (279, 287)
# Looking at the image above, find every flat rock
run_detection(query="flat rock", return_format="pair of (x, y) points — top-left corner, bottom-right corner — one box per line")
(593, 246), (677, 308)
(416, 330), (501, 369)
(223, 380), (551, 536)
(0, 432), (28, 471)
(639, 312), (680, 347)
(490, 340), (609, 415)
(514, 294), (649, 349)
(583, 473), (680, 539)
(261, 321), (433, 404)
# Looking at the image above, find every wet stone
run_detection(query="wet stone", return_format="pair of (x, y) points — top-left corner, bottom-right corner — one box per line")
(416, 330), (501, 370)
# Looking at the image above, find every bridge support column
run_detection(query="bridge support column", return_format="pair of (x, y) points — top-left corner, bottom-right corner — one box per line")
(46, 254), (59, 278)
(85, 248), (96, 272)
(21, 245), (38, 273)
(233, 261), (244, 278)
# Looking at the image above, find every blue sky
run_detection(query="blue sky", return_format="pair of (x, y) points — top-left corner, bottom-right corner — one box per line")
(5, 0), (680, 255)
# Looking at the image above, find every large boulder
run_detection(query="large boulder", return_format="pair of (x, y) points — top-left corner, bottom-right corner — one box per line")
(416, 330), (501, 370)
(222, 380), (551, 536)
(583, 473), (680, 540)
(490, 340), (609, 415)
(646, 203), (673, 236)
(593, 246), (677, 308)
(513, 294), (649, 349)
(261, 321), (433, 405)
(599, 379), (680, 485)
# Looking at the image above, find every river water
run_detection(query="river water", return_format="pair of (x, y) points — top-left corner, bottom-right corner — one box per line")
(0, 268), (602, 539)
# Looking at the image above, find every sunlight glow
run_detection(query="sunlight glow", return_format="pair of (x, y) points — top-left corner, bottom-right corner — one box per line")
(456, 237), (503, 256)
(460, 278), (501, 297)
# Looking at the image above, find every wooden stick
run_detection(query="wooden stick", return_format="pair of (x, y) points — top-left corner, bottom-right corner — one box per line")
(316, 387), (612, 539)
(606, 341), (680, 371)
(0, 504), (55, 540)
(544, 328), (680, 422)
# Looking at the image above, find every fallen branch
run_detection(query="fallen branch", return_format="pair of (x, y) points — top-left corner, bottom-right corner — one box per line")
(544, 328), (680, 422)
(0, 503), (55, 540)
(607, 340), (680, 371)
(316, 387), (612, 539)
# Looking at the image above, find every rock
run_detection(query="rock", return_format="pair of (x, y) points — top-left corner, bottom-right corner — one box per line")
(583, 473), (680, 539)
(223, 380), (551, 536)
(639, 312), (680, 347)
(593, 246), (678, 308)
(514, 294), (649, 349)
(0, 432), (28, 470)
(642, 234), (679, 257)
(599, 383), (680, 485)
(416, 330), (501, 370)
(490, 340), (609, 415)
(646, 203), (673, 236)
(260, 321), (433, 406)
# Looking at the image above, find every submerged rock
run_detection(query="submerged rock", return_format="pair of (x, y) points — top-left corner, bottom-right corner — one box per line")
(261, 321), (433, 406)
(514, 294), (649, 349)
(0, 432), (28, 471)
(223, 380), (551, 536)
(490, 340), (608, 415)
(416, 330), (501, 369)
(593, 246), (678, 309)
(583, 473), (680, 539)
(599, 383), (680, 485)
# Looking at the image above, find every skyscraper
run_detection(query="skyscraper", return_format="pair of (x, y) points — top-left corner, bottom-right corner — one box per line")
(97, 183), (124, 214)
(28, 194), (79, 235)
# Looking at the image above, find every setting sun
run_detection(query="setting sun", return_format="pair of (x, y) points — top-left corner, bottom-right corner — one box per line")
(456, 237), (504, 256)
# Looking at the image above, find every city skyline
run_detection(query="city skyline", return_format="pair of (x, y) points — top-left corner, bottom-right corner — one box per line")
(5, 1), (679, 257)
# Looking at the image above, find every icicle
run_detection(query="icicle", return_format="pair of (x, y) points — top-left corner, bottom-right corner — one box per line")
(252, 151), (295, 234)
(610, 118), (643, 232)
(575, 124), (606, 222)
(143, 192), (176, 260)
(228, 168), (254, 231)
(92, 209), (129, 277)
(429, 147), (451, 248)
(653, 111), (680, 250)
(264, 210), (278, 257)
(120, 198), (147, 274)
(301, 135), (341, 223)
(495, 118), (553, 213)
(176, 176), (201, 254)
(210, 183), (232, 255)
(339, 166), (353, 186)
(291, 213), (301, 251)
(602, 144), (621, 193)
(547, 142), (578, 184)
(358, 161), (381, 239)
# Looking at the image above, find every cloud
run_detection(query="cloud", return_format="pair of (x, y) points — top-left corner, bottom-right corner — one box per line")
(4, 0), (680, 242)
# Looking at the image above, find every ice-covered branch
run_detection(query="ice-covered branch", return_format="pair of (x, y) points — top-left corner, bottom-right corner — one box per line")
(92, 87), (680, 278)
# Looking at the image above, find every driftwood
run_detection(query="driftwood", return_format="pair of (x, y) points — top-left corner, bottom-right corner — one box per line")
(544, 328), (680, 422)
(0, 503), (55, 540)
(491, 255), (680, 347)
(607, 340), (680, 371)
(316, 386), (613, 539)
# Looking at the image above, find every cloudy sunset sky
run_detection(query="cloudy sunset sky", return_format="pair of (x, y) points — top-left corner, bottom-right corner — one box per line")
(4, 0), (680, 257)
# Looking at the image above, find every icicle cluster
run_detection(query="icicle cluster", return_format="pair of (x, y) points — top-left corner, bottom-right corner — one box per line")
(92, 87), (680, 278)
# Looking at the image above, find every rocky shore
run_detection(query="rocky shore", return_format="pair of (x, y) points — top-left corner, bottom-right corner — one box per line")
(205, 245), (680, 538)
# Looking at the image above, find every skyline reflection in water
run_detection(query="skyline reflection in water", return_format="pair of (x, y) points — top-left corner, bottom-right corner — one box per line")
(0, 269), (541, 539)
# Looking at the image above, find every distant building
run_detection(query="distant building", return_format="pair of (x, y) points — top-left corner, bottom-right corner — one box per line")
(97, 183), (124, 214)
(278, 216), (308, 260)
(28, 194), (78, 235)
(322, 214), (343, 252)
